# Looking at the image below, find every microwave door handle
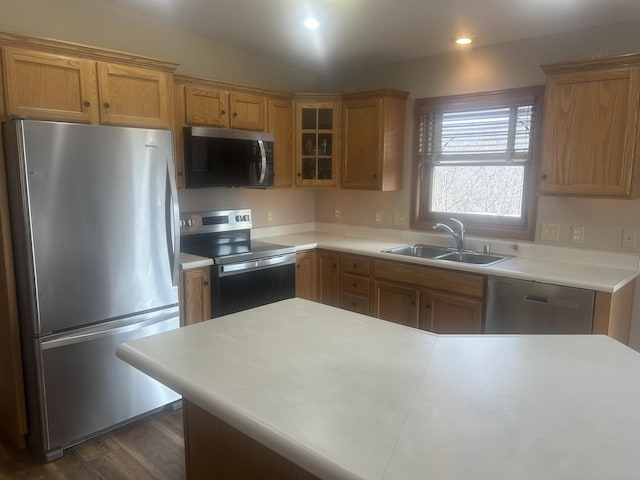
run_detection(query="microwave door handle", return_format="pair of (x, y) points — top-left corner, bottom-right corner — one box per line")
(257, 140), (267, 184)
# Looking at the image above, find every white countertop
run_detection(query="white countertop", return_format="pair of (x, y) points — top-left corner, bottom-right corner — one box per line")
(259, 231), (639, 293)
(117, 299), (640, 480)
(179, 226), (640, 292)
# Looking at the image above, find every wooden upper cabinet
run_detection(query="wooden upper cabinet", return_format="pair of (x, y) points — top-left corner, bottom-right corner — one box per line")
(295, 97), (341, 187)
(268, 97), (294, 187)
(540, 55), (640, 197)
(184, 85), (229, 127)
(341, 90), (408, 191)
(1, 43), (175, 129)
(2, 47), (99, 123)
(97, 62), (171, 129)
(183, 85), (265, 131)
(229, 92), (265, 131)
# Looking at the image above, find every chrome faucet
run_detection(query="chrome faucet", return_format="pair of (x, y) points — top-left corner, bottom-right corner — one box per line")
(433, 218), (465, 252)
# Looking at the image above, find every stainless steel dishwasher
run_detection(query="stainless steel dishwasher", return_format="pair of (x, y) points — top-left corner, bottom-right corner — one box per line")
(486, 276), (595, 334)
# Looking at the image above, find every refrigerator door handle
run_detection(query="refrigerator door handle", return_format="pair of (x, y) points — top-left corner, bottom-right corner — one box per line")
(41, 308), (179, 350)
(166, 154), (180, 287)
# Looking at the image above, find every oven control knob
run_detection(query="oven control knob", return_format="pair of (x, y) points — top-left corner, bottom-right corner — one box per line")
(179, 219), (185, 228)
(243, 214), (250, 221)
(187, 218), (194, 227)
(235, 215), (242, 222)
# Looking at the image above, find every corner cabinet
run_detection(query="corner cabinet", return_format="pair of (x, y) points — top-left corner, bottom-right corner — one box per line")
(295, 250), (317, 301)
(341, 89), (408, 191)
(294, 97), (341, 187)
(540, 54), (640, 197)
(2, 46), (174, 129)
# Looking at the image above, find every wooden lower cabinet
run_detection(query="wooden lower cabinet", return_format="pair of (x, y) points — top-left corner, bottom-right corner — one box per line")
(373, 259), (486, 334)
(180, 267), (211, 326)
(317, 250), (341, 307)
(339, 253), (372, 315)
(183, 399), (319, 480)
(373, 280), (420, 328)
(295, 250), (317, 301)
(422, 290), (483, 334)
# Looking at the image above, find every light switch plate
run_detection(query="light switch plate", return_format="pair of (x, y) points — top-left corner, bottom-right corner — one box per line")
(374, 210), (383, 225)
(571, 226), (584, 244)
(333, 207), (341, 222)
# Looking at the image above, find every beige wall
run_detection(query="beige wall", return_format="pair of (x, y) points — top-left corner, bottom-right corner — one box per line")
(319, 19), (640, 253)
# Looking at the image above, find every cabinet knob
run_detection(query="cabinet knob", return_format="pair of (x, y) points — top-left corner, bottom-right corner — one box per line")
(83, 101), (90, 107)
(233, 112), (238, 117)
(297, 264), (301, 268)
(203, 281), (209, 286)
(103, 102), (110, 109)
(541, 174), (548, 180)
(220, 110), (226, 115)
(352, 282), (357, 287)
(352, 263), (357, 268)
(297, 172), (301, 177)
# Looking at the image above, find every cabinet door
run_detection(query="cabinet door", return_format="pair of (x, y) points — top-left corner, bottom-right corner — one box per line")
(342, 97), (381, 189)
(180, 267), (211, 326)
(295, 250), (316, 301)
(373, 280), (420, 328)
(295, 101), (340, 187)
(184, 86), (229, 127)
(97, 62), (171, 128)
(267, 98), (294, 187)
(230, 92), (266, 131)
(2, 47), (99, 123)
(540, 67), (640, 196)
(317, 251), (340, 307)
(422, 290), (483, 334)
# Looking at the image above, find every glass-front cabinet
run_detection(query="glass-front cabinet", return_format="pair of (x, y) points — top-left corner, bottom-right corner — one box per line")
(295, 97), (340, 187)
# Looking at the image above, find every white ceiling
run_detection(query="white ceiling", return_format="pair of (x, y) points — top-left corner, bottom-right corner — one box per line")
(105, 0), (640, 72)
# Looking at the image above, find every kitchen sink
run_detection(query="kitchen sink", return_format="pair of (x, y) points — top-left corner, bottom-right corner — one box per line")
(382, 244), (509, 266)
(437, 251), (508, 265)
(383, 244), (454, 259)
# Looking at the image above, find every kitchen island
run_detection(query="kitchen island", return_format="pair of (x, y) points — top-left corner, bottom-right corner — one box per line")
(116, 299), (640, 479)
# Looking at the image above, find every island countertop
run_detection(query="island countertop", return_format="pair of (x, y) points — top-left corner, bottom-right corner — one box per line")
(116, 299), (640, 479)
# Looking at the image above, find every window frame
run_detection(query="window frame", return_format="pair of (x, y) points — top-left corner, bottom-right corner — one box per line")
(410, 86), (545, 240)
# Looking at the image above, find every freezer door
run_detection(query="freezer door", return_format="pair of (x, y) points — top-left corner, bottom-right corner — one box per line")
(10, 120), (179, 335)
(38, 311), (180, 457)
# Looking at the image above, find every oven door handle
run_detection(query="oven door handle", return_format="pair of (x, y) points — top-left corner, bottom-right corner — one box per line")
(219, 253), (296, 275)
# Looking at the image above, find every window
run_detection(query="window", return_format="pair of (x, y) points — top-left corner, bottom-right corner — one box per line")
(411, 86), (544, 240)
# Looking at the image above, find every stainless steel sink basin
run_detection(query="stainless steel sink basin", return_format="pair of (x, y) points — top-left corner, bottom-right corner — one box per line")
(383, 244), (509, 266)
(383, 244), (453, 259)
(437, 251), (508, 265)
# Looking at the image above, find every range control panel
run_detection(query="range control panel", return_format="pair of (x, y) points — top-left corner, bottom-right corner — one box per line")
(180, 209), (252, 235)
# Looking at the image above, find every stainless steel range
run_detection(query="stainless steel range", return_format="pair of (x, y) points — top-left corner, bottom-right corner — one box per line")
(180, 209), (296, 317)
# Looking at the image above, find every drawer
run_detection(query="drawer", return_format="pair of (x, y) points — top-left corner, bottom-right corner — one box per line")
(341, 254), (372, 276)
(342, 272), (371, 296)
(340, 293), (370, 316)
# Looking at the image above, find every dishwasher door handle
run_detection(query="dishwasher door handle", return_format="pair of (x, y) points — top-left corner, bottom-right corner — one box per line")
(523, 294), (548, 304)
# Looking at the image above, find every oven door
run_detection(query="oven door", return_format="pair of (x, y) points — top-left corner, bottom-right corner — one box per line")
(212, 253), (296, 317)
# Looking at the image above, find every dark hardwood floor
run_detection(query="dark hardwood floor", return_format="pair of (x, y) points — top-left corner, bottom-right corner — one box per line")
(0, 408), (185, 480)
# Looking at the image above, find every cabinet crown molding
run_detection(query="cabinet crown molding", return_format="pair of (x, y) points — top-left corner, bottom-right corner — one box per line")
(0, 30), (178, 72)
(542, 52), (640, 75)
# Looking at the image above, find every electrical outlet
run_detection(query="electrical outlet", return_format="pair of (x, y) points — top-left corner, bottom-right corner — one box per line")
(393, 211), (406, 226)
(541, 223), (560, 241)
(374, 210), (383, 225)
(571, 226), (584, 244)
(333, 207), (341, 222)
(622, 229), (636, 249)
(266, 209), (273, 223)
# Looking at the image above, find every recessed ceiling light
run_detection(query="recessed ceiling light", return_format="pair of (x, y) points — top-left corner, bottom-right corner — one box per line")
(304, 17), (320, 29)
(455, 37), (473, 45)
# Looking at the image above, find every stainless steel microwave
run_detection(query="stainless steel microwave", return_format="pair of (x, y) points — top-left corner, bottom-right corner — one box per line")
(183, 127), (274, 188)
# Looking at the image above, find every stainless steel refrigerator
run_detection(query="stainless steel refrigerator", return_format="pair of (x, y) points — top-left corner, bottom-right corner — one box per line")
(3, 119), (181, 461)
